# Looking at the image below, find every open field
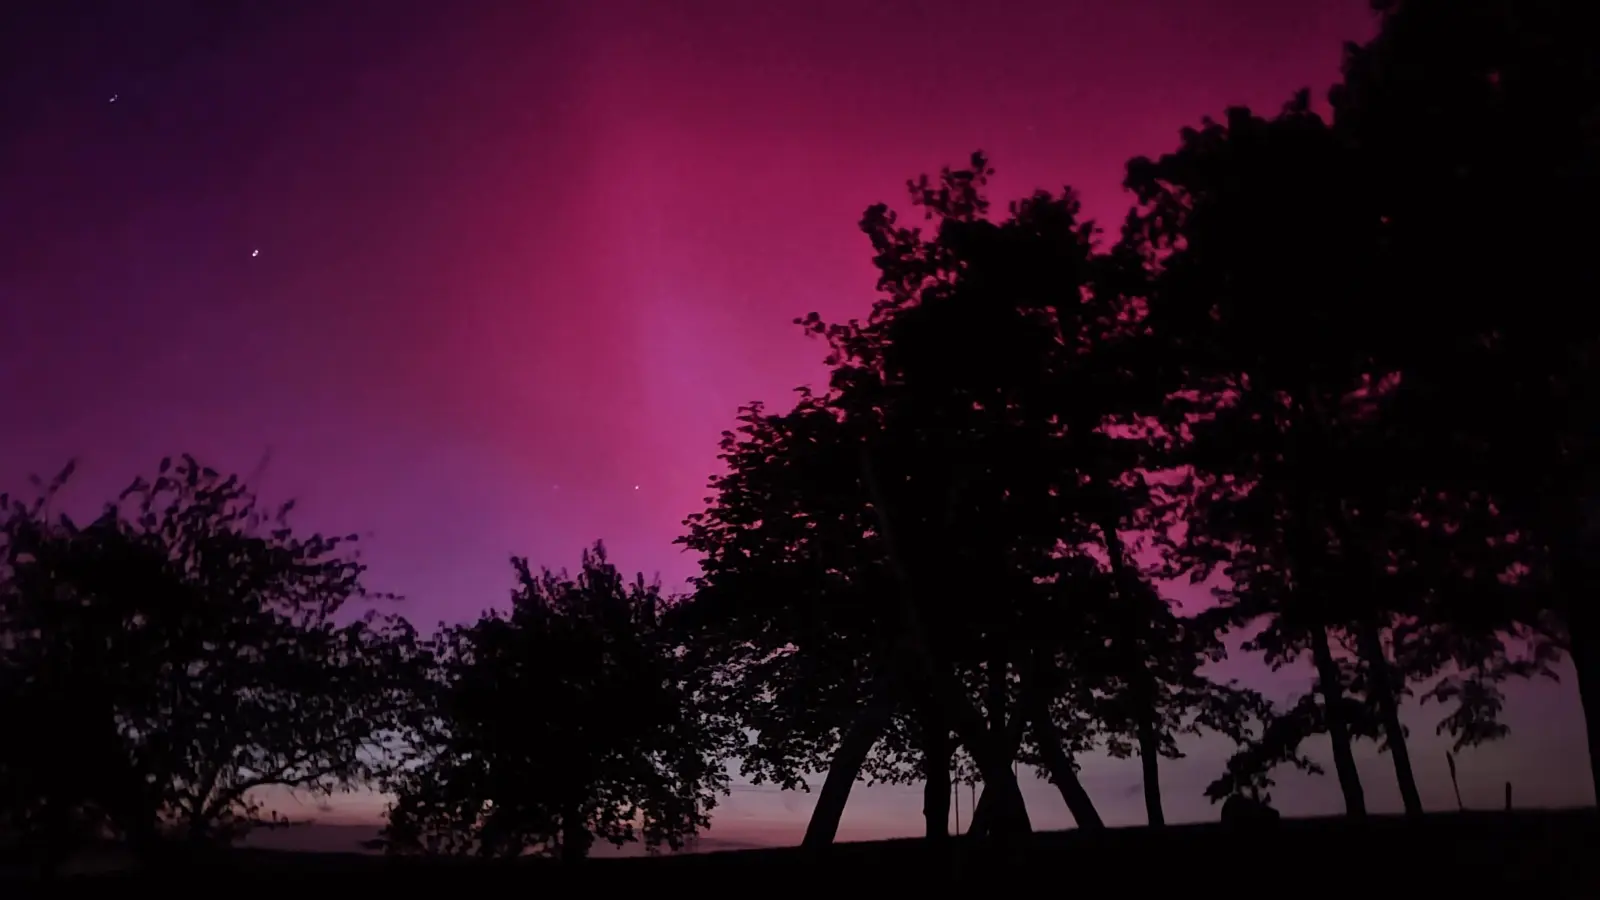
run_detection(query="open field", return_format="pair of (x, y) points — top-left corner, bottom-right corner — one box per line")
(10, 809), (1596, 895)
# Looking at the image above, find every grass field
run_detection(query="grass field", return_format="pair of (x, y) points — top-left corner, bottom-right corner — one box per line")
(12, 809), (1595, 895)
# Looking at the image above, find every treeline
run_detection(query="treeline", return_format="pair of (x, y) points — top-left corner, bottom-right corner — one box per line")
(4, 0), (1598, 872)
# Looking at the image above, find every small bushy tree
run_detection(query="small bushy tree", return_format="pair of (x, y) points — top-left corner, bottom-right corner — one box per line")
(380, 543), (732, 861)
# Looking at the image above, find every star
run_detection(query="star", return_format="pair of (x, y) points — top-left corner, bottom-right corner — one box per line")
(108, 94), (119, 103)
(633, 485), (639, 490)
(251, 249), (260, 258)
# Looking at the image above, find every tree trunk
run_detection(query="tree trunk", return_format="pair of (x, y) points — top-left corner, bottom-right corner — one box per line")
(965, 777), (1034, 835)
(964, 685), (1032, 838)
(961, 731), (1035, 840)
(975, 649), (1029, 834)
(1356, 620), (1422, 816)
(962, 718), (1033, 840)
(1101, 519), (1165, 827)
(1024, 652), (1105, 830)
(1570, 487), (1600, 806)
(923, 760), (951, 841)
(1033, 716), (1104, 830)
(187, 764), (225, 844)
(803, 677), (897, 849)
(967, 783), (993, 837)
(560, 808), (592, 863)
(991, 773), (1033, 836)
(1566, 602), (1600, 806)
(1137, 720), (1165, 827)
(858, 447), (1031, 838)
(922, 707), (952, 841)
(1310, 624), (1367, 817)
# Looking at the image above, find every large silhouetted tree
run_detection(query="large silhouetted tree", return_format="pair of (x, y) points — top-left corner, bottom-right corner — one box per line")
(681, 160), (1091, 845)
(0, 457), (422, 868)
(1126, 45), (1571, 816)
(1124, 95), (1417, 816)
(1329, 0), (1600, 798)
(380, 543), (731, 861)
(682, 154), (1273, 843)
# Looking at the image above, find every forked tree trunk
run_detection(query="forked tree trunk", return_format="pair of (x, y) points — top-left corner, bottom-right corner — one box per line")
(960, 734), (1032, 840)
(1356, 620), (1422, 816)
(803, 676), (897, 848)
(966, 779), (1034, 838)
(953, 743), (1031, 838)
(976, 650), (1030, 835)
(859, 448), (1032, 839)
(1310, 624), (1367, 817)
(802, 663), (1026, 847)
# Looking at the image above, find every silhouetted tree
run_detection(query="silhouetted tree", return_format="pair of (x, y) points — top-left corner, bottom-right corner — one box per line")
(674, 392), (993, 846)
(1125, 95), (1416, 816)
(0, 457), (421, 867)
(1125, 60), (1571, 817)
(0, 463), (150, 871)
(682, 161), (1088, 845)
(682, 154), (1271, 843)
(380, 543), (731, 862)
(1330, 0), (1600, 796)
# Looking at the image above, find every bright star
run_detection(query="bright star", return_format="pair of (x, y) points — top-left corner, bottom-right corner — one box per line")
(108, 94), (118, 103)
(251, 249), (259, 258)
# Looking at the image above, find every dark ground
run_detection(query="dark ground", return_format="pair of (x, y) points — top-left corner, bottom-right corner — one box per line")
(7, 810), (1596, 895)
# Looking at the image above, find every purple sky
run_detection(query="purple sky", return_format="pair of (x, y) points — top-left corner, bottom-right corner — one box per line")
(2, 0), (1590, 848)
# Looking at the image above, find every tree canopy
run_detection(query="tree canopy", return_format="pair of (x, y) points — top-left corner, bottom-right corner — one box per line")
(0, 457), (421, 867)
(4, 0), (1597, 876)
(379, 543), (733, 861)
(677, 153), (1281, 842)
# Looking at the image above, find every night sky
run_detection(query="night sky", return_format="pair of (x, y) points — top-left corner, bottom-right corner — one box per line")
(2, 0), (1590, 850)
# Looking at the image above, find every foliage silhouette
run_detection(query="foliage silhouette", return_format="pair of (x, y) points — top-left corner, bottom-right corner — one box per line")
(3, 0), (1594, 879)
(0, 457), (420, 871)
(679, 153), (1278, 844)
(1330, 0), (1600, 797)
(1123, 94), (1399, 815)
(1120, 62), (1569, 816)
(378, 543), (732, 862)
